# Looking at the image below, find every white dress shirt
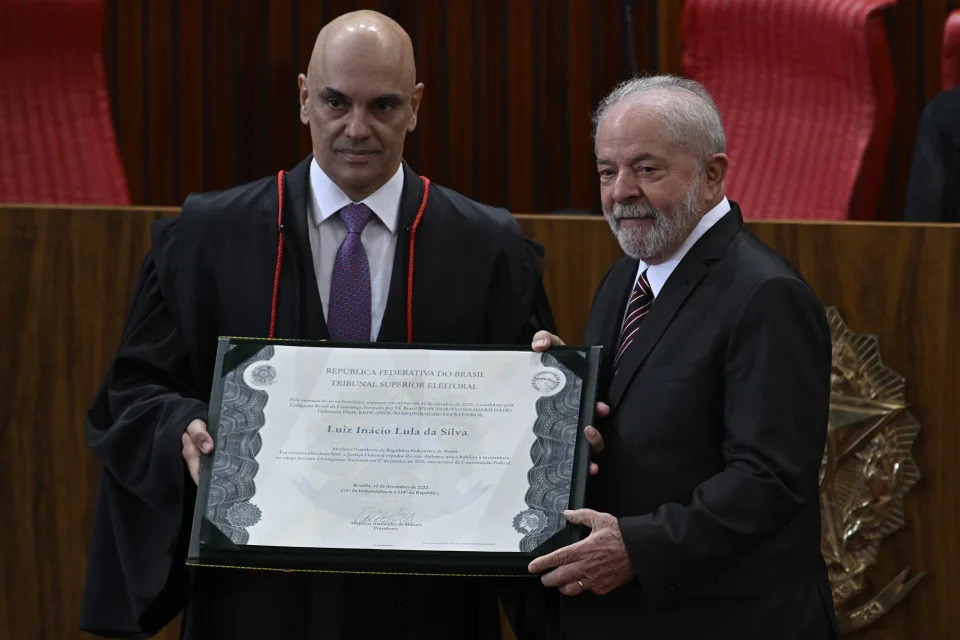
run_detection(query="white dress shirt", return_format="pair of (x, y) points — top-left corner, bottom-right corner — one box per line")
(632, 197), (731, 299)
(307, 158), (404, 340)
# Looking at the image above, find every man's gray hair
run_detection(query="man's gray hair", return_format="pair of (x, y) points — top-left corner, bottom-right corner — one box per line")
(592, 75), (726, 164)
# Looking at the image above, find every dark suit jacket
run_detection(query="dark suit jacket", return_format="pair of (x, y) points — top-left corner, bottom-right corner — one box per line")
(559, 204), (837, 639)
(904, 85), (960, 223)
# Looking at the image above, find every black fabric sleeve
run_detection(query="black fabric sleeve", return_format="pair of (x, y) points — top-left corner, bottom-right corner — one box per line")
(80, 223), (208, 637)
(483, 234), (556, 345)
(905, 102), (951, 221)
(517, 237), (557, 341)
(904, 89), (960, 222)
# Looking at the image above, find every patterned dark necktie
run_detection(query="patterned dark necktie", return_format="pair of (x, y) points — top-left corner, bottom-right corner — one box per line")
(327, 203), (374, 342)
(613, 269), (653, 372)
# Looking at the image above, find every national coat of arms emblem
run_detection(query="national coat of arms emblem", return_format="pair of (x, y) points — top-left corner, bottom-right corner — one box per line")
(820, 308), (924, 633)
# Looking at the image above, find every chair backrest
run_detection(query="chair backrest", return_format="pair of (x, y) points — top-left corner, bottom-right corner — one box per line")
(0, 0), (129, 205)
(943, 10), (960, 91)
(682, 0), (896, 220)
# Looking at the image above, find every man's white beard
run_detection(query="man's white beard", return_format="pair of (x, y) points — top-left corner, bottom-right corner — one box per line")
(604, 177), (703, 263)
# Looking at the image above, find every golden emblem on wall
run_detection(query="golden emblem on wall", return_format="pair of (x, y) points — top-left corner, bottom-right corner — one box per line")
(820, 307), (924, 634)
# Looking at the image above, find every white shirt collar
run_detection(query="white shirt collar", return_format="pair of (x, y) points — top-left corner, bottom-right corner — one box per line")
(308, 157), (404, 234)
(638, 197), (731, 297)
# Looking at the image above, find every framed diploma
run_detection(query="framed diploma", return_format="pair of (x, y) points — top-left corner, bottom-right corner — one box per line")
(187, 338), (601, 576)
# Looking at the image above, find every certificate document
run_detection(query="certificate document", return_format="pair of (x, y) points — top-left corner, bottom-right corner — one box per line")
(188, 339), (600, 575)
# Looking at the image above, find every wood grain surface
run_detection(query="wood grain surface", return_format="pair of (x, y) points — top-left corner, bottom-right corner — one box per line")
(99, 0), (959, 221)
(101, 0), (663, 212)
(0, 206), (176, 639)
(1, 206), (956, 639)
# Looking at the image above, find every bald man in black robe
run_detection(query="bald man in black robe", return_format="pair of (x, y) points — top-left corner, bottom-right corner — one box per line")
(80, 11), (554, 640)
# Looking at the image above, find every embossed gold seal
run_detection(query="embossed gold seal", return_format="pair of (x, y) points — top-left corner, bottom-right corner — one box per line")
(820, 308), (924, 634)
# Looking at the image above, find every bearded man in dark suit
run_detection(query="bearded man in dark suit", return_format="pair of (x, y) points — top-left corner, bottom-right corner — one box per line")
(527, 75), (838, 639)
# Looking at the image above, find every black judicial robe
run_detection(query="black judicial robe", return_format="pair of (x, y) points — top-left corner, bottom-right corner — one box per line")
(79, 156), (555, 639)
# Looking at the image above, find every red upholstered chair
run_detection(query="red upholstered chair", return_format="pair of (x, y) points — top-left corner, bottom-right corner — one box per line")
(943, 10), (960, 91)
(682, 0), (896, 220)
(0, 0), (129, 204)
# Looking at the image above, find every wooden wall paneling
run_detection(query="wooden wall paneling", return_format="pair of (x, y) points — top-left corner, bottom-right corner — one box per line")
(473, 0), (509, 208)
(922, 0), (951, 98)
(628, 0), (659, 73)
(324, 0), (359, 23)
(357, 0), (387, 12)
(567, 0), (594, 212)
(33, 213), (74, 636)
(747, 222), (960, 639)
(589, 0), (623, 124)
(0, 206), (179, 640)
(113, 0), (144, 204)
(507, 0), (535, 213)
(268, 0), (298, 173)
(206, 0), (236, 196)
(1, 212), (44, 640)
(414, 0), (448, 188)
(178, 0), (206, 198)
(883, 0), (924, 222)
(656, 0), (686, 74)
(99, 0), (960, 218)
(532, 0), (568, 213)
(231, 0), (269, 186)
(101, 1), (649, 211)
(147, 0), (175, 205)
(447, 0), (474, 198)
(2, 205), (958, 638)
(515, 214), (621, 341)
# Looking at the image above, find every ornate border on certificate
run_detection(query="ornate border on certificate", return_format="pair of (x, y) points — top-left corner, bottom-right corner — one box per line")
(514, 351), (584, 552)
(206, 345), (273, 544)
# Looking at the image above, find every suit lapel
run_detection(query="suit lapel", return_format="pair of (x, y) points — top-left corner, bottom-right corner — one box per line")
(607, 206), (745, 408)
(377, 162), (425, 343)
(587, 258), (637, 393)
(607, 259), (708, 407)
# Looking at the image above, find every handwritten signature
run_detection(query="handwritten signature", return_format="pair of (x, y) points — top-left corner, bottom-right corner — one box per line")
(351, 507), (418, 529)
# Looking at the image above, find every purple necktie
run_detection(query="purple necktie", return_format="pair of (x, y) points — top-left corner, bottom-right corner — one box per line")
(327, 203), (374, 342)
